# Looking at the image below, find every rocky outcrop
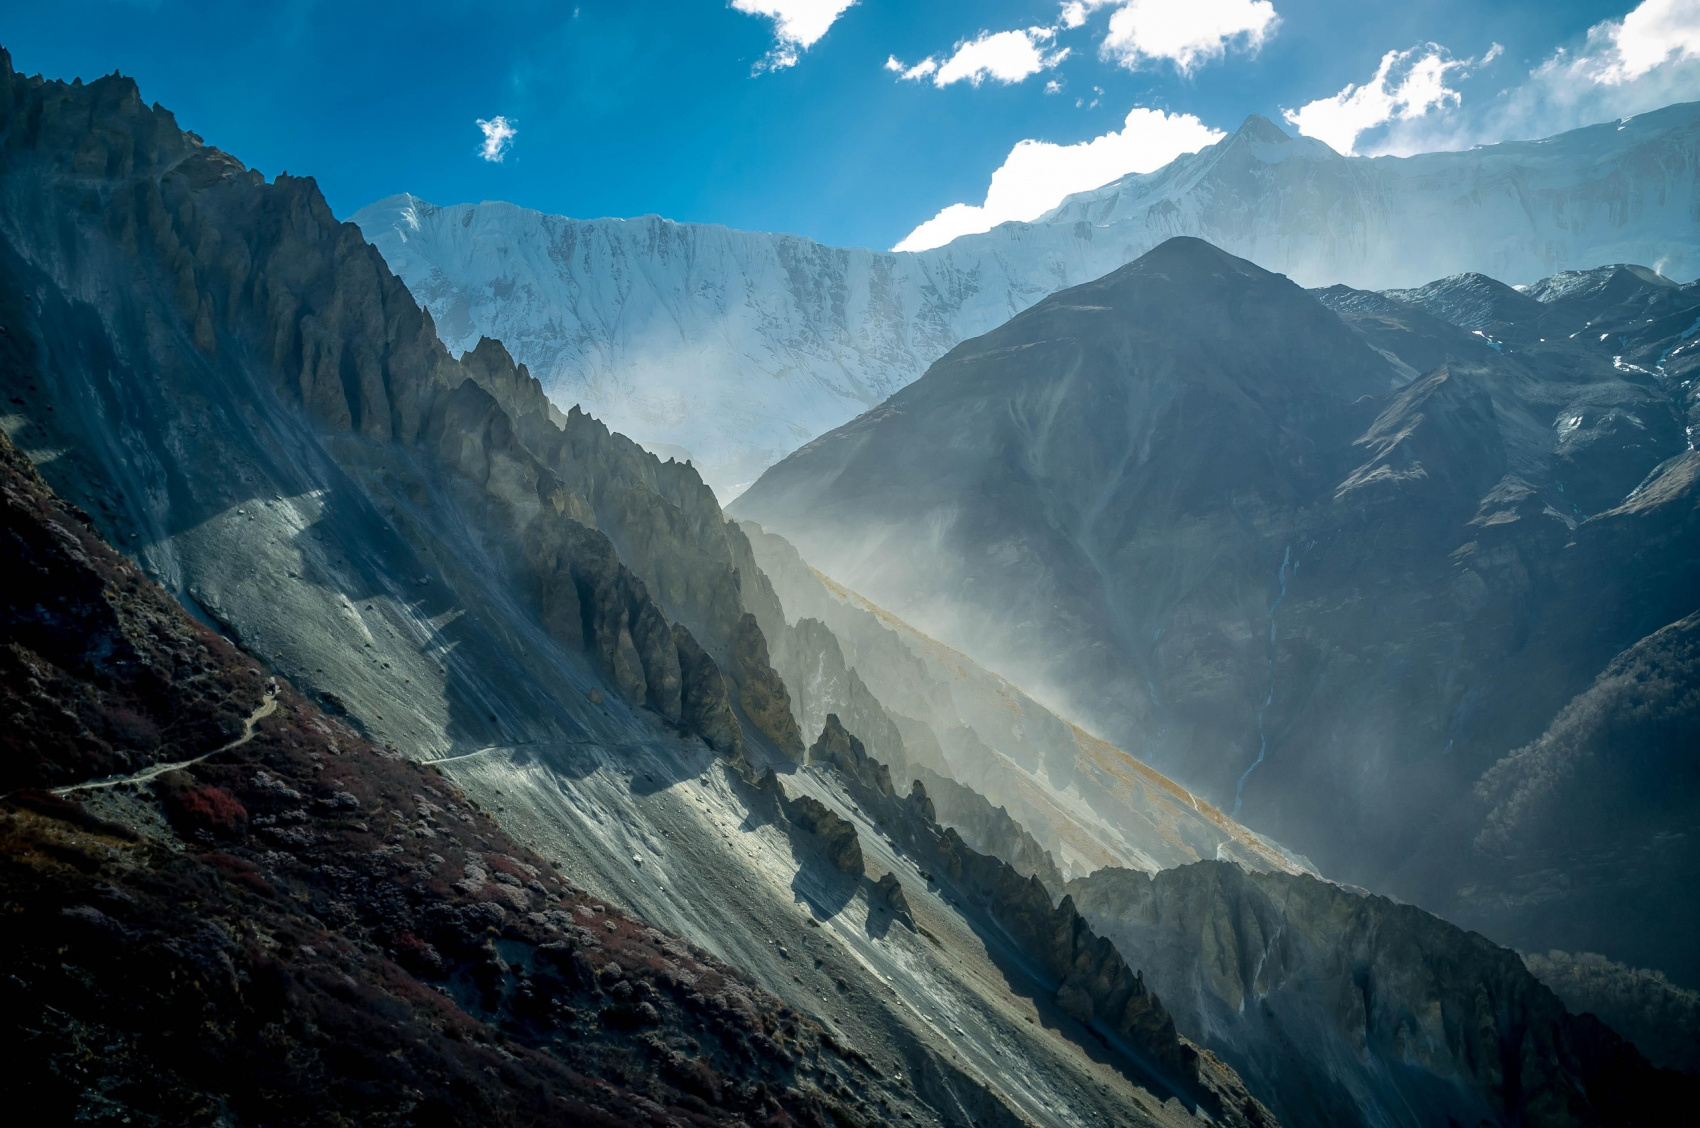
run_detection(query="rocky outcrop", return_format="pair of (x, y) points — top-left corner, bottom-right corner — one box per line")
(731, 613), (802, 756)
(672, 624), (743, 760)
(751, 768), (864, 877)
(773, 616), (911, 774)
(1068, 862), (1696, 1128)
(916, 768), (1066, 894)
(874, 872), (915, 929)
(785, 792), (864, 876)
(808, 714), (895, 798)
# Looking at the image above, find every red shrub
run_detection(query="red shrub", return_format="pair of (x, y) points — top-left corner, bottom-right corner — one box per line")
(167, 786), (248, 836)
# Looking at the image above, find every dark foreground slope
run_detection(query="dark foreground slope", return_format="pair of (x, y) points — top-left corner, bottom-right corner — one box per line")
(0, 425), (901, 1128)
(734, 238), (1700, 983)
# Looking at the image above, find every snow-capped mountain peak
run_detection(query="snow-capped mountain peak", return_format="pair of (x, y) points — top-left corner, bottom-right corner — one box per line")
(354, 101), (1700, 498)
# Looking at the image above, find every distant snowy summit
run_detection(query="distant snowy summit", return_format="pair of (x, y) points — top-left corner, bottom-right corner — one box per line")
(353, 102), (1700, 498)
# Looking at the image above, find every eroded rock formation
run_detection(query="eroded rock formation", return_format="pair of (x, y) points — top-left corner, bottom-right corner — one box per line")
(731, 612), (803, 756)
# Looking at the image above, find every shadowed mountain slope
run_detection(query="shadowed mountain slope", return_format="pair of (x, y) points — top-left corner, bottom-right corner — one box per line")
(1067, 862), (1695, 1128)
(734, 237), (1700, 985)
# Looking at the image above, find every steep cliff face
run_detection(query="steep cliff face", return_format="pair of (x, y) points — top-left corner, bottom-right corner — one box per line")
(1068, 863), (1694, 1128)
(0, 49), (802, 768)
(735, 236), (1700, 982)
(355, 105), (1700, 494)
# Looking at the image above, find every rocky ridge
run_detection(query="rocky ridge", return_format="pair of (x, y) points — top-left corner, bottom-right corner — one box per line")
(1523, 949), (1700, 1075)
(801, 714), (1276, 1128)
(0, 48), (806, 765)
(740, 520), (1309, 882)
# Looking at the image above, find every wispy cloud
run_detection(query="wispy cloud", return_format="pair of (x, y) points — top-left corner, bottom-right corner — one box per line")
(893, 107), (1223, 252)
(887, 27), (1069, 89)
(1075, 0), (1279, 74)
(1282, 44), (1492, 155)
(1489, 0), (1700, 135)
(733, 0), (858, 71)
(893, 0), (1276, 92)
(884, 55), (939, 82)
(476, 115), (517, 162)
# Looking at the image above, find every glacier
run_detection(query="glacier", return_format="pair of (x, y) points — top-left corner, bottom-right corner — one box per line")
(353, 103), (1700, 498)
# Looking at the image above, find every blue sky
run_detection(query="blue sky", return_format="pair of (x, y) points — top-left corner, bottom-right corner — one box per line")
(7, 1), (1698, 250)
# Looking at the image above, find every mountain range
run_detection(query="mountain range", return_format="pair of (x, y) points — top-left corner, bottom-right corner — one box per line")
(355, 102), (1700, 496)
(2, 46), (1696, 1128)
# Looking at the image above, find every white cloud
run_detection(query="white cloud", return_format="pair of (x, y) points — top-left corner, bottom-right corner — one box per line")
(1281, 1), (1700, 158)
(893, 107), (1223, 252)
(733, 0), (858, 70)
(476, 116), (517, 163)
(884, 54), (939, 82)
(890, 27), (1069, 89)
(895, 0), (1276, 93)
(1094, 0), (1279, 73)
(1583, 0), (1700, 82)
(1283, 45), (1473, 155)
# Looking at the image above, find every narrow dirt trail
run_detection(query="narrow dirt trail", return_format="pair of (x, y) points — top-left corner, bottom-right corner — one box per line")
(50, 683), (280, 796)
